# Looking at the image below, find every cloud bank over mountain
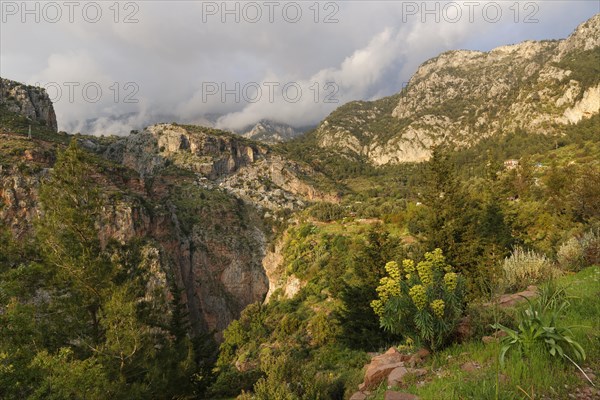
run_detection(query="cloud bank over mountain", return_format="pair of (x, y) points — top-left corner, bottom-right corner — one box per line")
(1, 0), (598, 135)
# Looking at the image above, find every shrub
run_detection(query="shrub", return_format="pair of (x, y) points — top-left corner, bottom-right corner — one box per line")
(308, 202), (346, 222)
(502, 246), (558, 291)
(580, 228), (600, 266)
(556, 237), (584, 272)
(371, 249), (466, 350)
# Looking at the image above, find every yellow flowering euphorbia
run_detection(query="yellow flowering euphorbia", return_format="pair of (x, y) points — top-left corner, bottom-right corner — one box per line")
(403, 259), (415, 280)
(417, 260), (434, 286)
(444, 272), (457, 291)
(371, 261), (401, 316)
(409, 284), (427, 310)
(371, 249), (465, 351)
(430, 299), (445, 318)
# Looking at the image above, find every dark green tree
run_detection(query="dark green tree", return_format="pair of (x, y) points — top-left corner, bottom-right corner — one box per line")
(337, 227), (402, 349)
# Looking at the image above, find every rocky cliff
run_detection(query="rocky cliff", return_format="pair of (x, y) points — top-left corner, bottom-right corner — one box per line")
(99, 123), (337, 211)
(239, 120), (308, 144)
(0, 114), (336, 338)
(0, 78), (58, 132)
(0, 130), (270, 336)
(313, 14), (600, 165)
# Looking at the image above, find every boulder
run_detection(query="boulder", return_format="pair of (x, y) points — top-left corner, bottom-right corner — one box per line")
(387, 366), (409, 386)
(456, 316), (473, 341)
(388, 367), (428, 386)
(365, 361), (405, 388)
(407, 348), (430, 367)
(363, 347), (411, 388)
(349, 392), (367, 400)
(487, 285), (538, 308)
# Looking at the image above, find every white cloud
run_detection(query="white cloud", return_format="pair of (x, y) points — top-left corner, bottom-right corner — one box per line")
(1, 1), (597, 135)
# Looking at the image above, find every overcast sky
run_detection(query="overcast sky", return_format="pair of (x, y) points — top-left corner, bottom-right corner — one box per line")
(1, 1), (598, 135)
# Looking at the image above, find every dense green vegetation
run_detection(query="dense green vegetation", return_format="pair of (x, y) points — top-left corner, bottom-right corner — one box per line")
(0, 142), (204, 399)
(0, 104), (67, 144)
(209, 113), (600, 399)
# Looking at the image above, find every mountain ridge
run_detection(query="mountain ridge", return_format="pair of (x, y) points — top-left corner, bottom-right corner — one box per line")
(309, 13), (600, 165)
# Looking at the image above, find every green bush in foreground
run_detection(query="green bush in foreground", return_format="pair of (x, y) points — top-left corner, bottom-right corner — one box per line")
(371, 249), (466, 350)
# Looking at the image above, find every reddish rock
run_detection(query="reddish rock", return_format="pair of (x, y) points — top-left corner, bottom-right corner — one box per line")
(483, 329), (508, 344)
(416, 348), (430, 359)
(384, 391), (420, 400)
(488, 285), (538, 308)
(387, 366), (409, 386)
(362, 347), (412, 388)
(349, 392), (367, 400)
(364, 361), (405, 388)
(388, 366), (428, 386)
(482, 335), (497, 344)
(407, 349), (429, 367)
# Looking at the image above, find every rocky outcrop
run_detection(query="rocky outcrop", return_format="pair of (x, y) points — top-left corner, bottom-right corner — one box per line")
(0, 127), (271, 338)
(239, 119), (308, 143)
(483, 285), (539, 308)
(104, 123), (266, 179)
(0, 78), (58, 132)
(0, 117), (339, 339)
(0, 167), (44, 237)
(314, 14), (600, 165)
(350, 347), (428, 400)
(104, 123), (337, 211)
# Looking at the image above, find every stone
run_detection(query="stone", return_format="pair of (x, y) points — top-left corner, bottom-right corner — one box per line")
(384, 391), (420, 400)
(364, 361), (405, 388)
(482, 335), (497, 344)
(388, 366), (428, 387)
(362, 347), (412, 388)
(416, 348), (430, 359)
(349, 392), (367, 400)
(456, 316), (473, 341)
(387, 366), (409, 386)
(407, 349), (429, 367)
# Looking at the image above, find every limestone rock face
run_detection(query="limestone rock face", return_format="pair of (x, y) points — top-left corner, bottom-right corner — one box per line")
(0, 167), (44, 237)
(0, 78), (58, 132)
(314, 14), (600, 165)
(71, 123), (337, 336)
(0, 134), (271, 338)
(104, 123), (337, 211)
(239, 119), (307, 143)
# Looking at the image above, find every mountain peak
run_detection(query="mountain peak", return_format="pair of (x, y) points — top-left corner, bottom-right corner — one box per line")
(312, 13), (600, 165)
